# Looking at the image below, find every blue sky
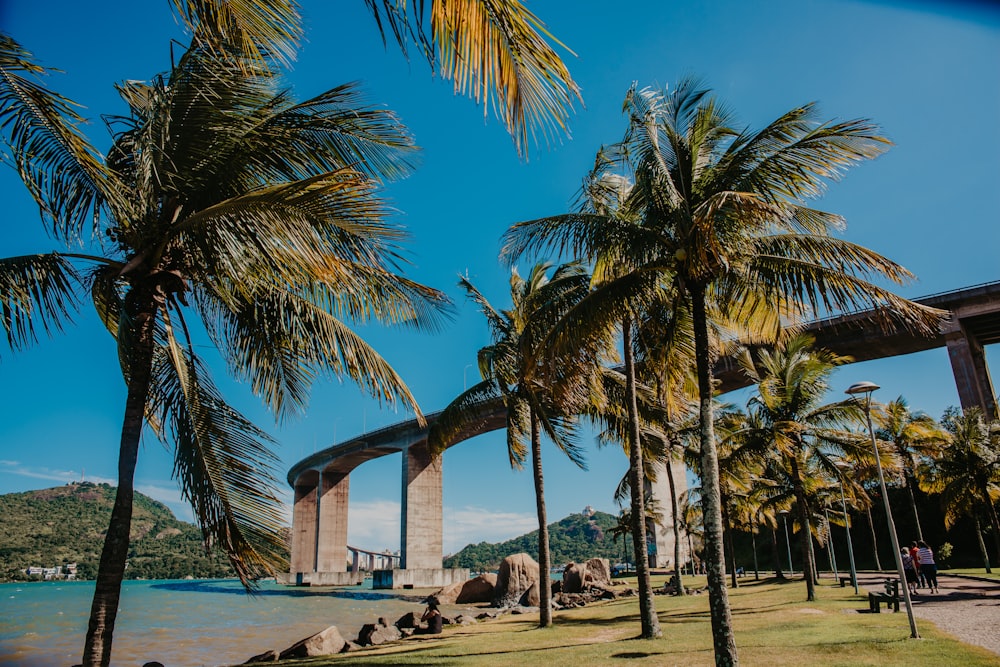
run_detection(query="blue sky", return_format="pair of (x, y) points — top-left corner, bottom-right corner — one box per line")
(2, 1), (999, 555)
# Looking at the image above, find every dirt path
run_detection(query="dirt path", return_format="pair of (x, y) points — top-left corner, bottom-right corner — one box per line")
(856, 573), (1000, 655)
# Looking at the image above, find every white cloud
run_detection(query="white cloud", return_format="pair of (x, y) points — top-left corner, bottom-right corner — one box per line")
(0, 461), (113, 486)
(347, 499), (401, 552)
(443, 505), (536, 554)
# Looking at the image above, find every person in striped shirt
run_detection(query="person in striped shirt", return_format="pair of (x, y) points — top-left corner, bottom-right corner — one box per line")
(915, 541), (939, 594)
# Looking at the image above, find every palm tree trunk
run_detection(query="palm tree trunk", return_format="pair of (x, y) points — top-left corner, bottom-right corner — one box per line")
(751, 528), (759, 580)
(622, 317), (661, 638)
(982, 486), (1000, 566)
(691, 284), (738, 665)
(771, 527), (784, 579)
(866, 507), (883, 571)
(722, 502), (738, 589)
(530, 412), (552, 627)
(789, 456), (816, 601)
(665, 452), (685, 596)
(83, 296), (158, 666)
(974, 515), (992, 573)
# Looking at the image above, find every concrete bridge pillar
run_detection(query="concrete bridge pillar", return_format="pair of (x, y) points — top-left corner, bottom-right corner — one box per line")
(316, 471), (350, 572)
(290, 474), (319, 574)
(944, 319), (998, 419)
(647, 457), (689, 569)
(400, 440), (443, 569)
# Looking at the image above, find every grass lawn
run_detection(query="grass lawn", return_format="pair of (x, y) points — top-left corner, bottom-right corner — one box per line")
(941, 568), (1000, 581)
(268, 574), (997, 666)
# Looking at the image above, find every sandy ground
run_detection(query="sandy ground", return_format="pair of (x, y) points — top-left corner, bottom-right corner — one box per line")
(856, 572), (1000, 655)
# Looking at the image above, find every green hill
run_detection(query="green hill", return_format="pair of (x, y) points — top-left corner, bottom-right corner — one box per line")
(444, 510), (624, 572)
(0, 482), (246, 581)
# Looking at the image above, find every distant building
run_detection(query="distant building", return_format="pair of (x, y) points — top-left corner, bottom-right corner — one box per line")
(582, 505), (595, 517)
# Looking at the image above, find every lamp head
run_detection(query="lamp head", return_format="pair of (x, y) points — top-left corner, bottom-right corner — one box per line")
(845, 381), (880, 396)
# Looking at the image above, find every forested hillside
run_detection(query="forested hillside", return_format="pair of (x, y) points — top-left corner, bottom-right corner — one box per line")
(0, 482), (257, 581)
(444, 511), (623, 572)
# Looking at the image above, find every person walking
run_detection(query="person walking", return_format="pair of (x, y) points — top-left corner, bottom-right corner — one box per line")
(901, 547), (919, 595)
(916, 540), (939, 594)
(910, 541), (927, 589)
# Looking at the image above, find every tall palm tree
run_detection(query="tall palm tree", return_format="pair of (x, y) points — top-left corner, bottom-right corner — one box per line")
(921, 407), (1000, 568)
(0, 27), (451, 665)
(428, 262), (601, 627)
(874, 396), (947, 541)
(502, 78), (942, 663)
(726, 334), (869, 600)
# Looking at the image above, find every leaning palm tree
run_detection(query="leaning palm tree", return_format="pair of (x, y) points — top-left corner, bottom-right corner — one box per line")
(0, 29), (451, 666)
(874, 396), (947, 541)
(501, 78), (942, 664)
(428, 262), (601, 627)
(922, 407), (1000, 568)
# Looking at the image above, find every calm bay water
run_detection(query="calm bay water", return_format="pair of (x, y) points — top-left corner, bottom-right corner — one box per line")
(0, 578), (438, 667)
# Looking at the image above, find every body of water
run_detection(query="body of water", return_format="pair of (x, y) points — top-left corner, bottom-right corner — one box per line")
(0, 578), (440, 666)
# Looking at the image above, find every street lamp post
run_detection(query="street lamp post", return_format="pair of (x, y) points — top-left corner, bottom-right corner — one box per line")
(845, 381), (919, 639)
(779, 509), (794, 576)
(825, 508), (839, 579)
(833, 461), (859, 595)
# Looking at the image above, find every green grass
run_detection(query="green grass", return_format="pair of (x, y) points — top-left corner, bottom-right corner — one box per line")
(263, 575), (997, 667)
(940, 568), (1000, 581)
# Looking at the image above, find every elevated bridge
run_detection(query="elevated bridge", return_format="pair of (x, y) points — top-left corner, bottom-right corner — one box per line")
(286, 281), (1000, 587)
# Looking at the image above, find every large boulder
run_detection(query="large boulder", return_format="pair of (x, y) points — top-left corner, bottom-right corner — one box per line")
(519, 580), (540, 607)
(278, 626), (347, 659)
(585, 558), (612, 587)
(433, 573), (497, 604)
(562, 558), (611, 594)
(493, 553), (539, 608)
(562, 562), (586, 594)
(357, 621), (402, 646)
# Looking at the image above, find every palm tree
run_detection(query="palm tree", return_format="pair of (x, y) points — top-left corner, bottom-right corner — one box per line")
(503, 78), (941, 662)
(0, 26), (452, 665)
(726, 334), (869, 600)
(921, 407), (1000, 568)
(874, 396), (947, 541)
(428, 262), (600, 627)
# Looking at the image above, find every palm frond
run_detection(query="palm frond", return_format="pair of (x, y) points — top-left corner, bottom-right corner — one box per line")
(148, 321), (288, 585)
(169, 0), (302, 69)
(0, 35), (110, 241)
(0, 253), (80, 352)
(197, 286), (427, 422)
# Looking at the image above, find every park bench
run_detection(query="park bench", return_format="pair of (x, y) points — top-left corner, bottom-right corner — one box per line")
(838, 576), (853, 587)
(868, 578), (900, 613)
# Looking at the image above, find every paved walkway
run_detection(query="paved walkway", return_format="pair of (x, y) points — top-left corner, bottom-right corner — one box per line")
(854, 572), (1000, 655)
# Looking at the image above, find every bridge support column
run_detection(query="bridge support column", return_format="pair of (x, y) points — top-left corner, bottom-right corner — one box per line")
(400, 440), (443, 570)
(945, 321), (997, 419)
(647, 457), (689, 569)
(290, 476), (319, 575)
(316, 471), (350, 572)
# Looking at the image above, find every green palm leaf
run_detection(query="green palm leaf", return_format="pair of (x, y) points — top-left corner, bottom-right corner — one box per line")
(0, 253), (80, 351)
